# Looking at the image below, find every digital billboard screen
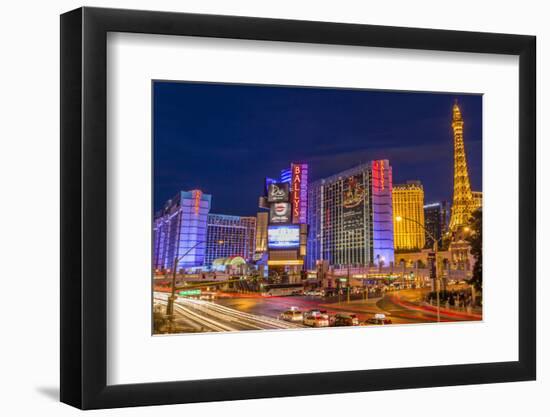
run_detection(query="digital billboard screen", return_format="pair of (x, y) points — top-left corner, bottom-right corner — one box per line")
(268, 225), (300, 249)
(269, 202), (291, 224)
(342, 174), (365, 232)
(267, 183), (290, 203)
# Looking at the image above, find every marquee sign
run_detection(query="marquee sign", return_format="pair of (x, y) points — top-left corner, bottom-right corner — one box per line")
(269, 202), (291, 224)
(291, 163), (308, 224)
(267, 225), (300, 249)
(267, 182), (290, 203)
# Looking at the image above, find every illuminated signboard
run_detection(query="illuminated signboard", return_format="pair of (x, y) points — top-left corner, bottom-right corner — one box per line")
(192, 189), (202, 215)
(269, 202), (291, 224)
(372, 159), (391, 193)
(290, 163), (308, 224)
(380, 160), (385, 191)
(267, 182), (290, 203)
(179, 289), (201, 296)
(268, 225), (300, 249)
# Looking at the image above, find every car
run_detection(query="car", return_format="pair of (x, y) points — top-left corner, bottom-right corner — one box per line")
(279, 309), (304, 322)
(303, 310), (330, 327)
(364, 313), (392, 325)
(331, 313), (359, 326)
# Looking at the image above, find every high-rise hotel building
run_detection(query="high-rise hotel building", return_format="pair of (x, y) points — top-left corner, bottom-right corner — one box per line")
(153, 190), (211, 271)
(306, 160), (394, 269)
(393, 181), (425, 251)
(424, 201), (448, 250)
(205, 214), (256, 265)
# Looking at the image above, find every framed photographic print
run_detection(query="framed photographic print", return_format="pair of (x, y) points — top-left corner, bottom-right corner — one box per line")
(60, 7), (536, 410)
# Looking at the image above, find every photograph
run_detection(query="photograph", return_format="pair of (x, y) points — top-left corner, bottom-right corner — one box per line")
(152, 82), (483, 334)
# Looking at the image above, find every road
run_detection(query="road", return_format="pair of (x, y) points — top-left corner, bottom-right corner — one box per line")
(154, 287), (482, 334)
(214, 288), (481, 324)
(154, 292), (303, 332)
(214, 293), (390, 321)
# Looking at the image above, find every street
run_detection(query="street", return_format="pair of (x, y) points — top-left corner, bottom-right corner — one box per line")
(154, 286), (481, 334)
(154, 292), (303, 332)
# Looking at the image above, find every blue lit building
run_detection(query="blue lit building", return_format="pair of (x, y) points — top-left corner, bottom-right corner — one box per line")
(306, 160), (394, 270)
(153, 190), (211, 271)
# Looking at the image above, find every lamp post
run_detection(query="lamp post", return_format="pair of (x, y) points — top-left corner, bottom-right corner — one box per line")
(165, 239), (225, 320)
(395, 215), (442, 322)
(347, 264), (351, 303)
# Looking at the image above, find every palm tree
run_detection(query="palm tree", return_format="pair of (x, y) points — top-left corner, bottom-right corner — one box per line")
(466, 208), (482, 292)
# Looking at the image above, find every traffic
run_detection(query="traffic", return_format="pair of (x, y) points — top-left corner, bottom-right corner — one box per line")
(278, 306), (391, 327)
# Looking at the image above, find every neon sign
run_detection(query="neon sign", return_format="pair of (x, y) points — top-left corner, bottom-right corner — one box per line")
(291, 164), (302, 223)
(372, 160), (385, 192)
(193, 190), (202, 215)
(290, 163), (308, 224)
(380, 160), (385, 191)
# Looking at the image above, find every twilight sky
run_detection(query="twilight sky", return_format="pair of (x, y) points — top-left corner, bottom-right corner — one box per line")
(153, 82), (482, 216)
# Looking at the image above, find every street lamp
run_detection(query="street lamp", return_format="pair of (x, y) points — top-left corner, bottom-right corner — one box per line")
(395, 215), (443, 322)
(165, 239), (225, 319)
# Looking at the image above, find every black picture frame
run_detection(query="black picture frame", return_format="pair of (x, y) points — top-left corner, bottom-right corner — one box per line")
(60, 6), (536, 410)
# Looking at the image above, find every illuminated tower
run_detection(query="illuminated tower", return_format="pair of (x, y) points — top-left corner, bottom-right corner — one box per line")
(449, 100), (475, 232)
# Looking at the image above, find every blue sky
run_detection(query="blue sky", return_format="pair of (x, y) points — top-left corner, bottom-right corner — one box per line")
(154, 82), (482, 216)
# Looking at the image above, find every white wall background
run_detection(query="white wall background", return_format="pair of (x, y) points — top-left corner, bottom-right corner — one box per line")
(0, 0), (545, 415)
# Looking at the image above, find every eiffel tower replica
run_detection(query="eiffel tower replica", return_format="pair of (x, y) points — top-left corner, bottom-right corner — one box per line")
(448, 100), (476, 233)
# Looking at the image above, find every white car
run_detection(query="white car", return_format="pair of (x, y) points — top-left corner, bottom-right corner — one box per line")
(303, 310), (330, 327)
(279, 309), (304, 322)
(365, 313), (392, 325)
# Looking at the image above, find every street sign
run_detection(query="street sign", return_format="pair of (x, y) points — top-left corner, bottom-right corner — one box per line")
(179, 289), (201, 296)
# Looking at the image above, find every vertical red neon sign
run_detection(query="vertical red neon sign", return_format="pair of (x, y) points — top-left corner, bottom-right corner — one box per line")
(380, 160), (385, 191)
(372, 160), (385, 192)
(193, 190), (202, 215)
(291, 164), (301, 224)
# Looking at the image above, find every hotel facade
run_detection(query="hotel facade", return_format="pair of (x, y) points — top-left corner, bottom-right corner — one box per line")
(205, 214), (256, 265)
(153, 190), (211, 271)
(392, 181), (426, 251)
(424, 201), (448, 250)
(306, 160), (395, 270)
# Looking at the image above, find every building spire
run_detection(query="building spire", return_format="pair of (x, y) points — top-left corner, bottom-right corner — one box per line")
(452, 99), (462, 122)
(449, 100), (475, 232)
